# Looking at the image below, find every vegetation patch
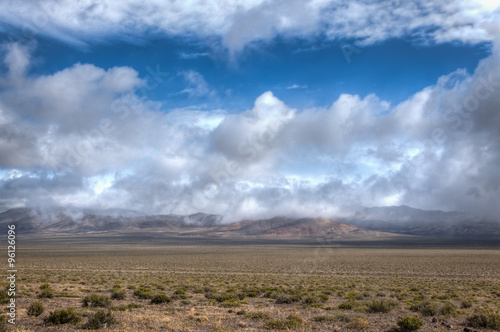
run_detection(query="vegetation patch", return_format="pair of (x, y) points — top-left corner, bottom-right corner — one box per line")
(133, 286), (154, 299)
(27, 300), (44, 317)
(150, 293), (171, 304)
(84, 310), (117, 329)
(82, 294), (111, 308)
(38, 283), (55, 299)
(110, 288), (126, 300)
(466, 309), (500, 330)
(264, 314), (305, 330)
(365, 299), (398, 313)
(45, 307), (81, 325)
(396, 316), (423, 332)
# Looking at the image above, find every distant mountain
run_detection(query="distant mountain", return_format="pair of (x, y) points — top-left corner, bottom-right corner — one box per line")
(215, 217), (364, 239)
(2, 205), (497, 239)
(0, 207), (222, 234)
(340, 205), (500, 238)
(0, 208), (380, 240)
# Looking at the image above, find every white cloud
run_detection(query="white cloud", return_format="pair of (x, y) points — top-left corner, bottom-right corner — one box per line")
(1, 37), (500, 220)
(0, 0), (498, 53)
(179, 70), (215, 98)
(286, 84), (307, 90)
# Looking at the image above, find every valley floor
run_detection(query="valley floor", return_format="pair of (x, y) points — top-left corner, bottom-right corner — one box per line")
(3, 236), (500, 331)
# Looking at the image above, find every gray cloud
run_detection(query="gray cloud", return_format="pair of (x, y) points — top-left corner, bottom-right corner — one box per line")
(1, 37), (500, 221)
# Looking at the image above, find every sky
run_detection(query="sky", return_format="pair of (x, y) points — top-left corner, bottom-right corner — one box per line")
(0, 0), (499, 221)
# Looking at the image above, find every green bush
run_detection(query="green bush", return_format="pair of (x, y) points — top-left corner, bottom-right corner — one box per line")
(221, 299), (241, 308)
(150, 293), (171, 304)
(466, 309), (500, 329)
(84, 310), (116, 329)
(0, 288), (9, 304)
(303, 294), (328, 304)
(111, 303), (142, 311)
(82, 294), (111, 308)
(264, 314), (304, 329)
(134, 286), (154, 299)
(440, 302), (458, 315)
(397, 316), (423, 332)
(312, 315), (336, 322)
(173, 289), (188, 299)
(274, 293), (302, 304)
(409, 301), (439, 316)
(110, 288), (126, 300)
(27, 300), (45, 317)
(0, 315), (7, 332)
(338, 301), (355, 310)
(461, 299), (473, 309)
(38, 284), (54, 299)
(45, 307), (81, 325)
(246, 311), (272, 320)
(365, 299), (398, 313)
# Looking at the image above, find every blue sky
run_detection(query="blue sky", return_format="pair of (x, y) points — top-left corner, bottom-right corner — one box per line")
(24, 35), (491, 110)
(0, 0), (499, 220)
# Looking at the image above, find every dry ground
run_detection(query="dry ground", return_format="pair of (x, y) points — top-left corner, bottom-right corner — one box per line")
(2, 235), (500, 331)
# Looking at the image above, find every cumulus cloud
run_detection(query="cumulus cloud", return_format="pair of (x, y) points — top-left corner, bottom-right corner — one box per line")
(1, 34), (500, 221)
(0, 0), (498, 54)
(179, 71), (215, 98)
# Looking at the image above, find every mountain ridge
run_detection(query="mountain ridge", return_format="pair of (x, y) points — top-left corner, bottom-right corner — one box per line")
(1, 205), (499, 239)
(0, 207), (379, 240)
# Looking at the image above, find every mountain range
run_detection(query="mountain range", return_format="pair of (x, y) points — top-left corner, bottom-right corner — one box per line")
(1, 205), (499, 239)
(341, 205), (500, 238)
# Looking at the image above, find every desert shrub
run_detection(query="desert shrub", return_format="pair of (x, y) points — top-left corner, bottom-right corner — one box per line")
(312, 315), (336, 322)
(346, 292), (364, 300)
(365, 299), (398, 313)
(273, 293), (301, 304)
(303, 294), (328, 304)
(45, 307), (81, 325)
(0, 287), (9, 304)
(466, 309), (500, 329)
(221, 299), (241, 308)
(349, 317), (369, 330)
(110, 288), (126, 300)
(205, 292), (239, 303)
(27, 300), (44, 317)
(440, 302), (458, 315)
(133, 286), (154, 299)
(264, 314), (304, 329)
(173, 289), (188, 299)
(318, 294), (329, 302)
(82, 294), (111, 308)
(339, 301), (355, 310)
(246, 291), (258, 297)
(246, 311), (272, 320)
(84, 310), (116, 329)
(461, 299), (473, 308)
(150, 293), (171, 304)
(0, 315), (7, 332)
(38, 284), (54, 299)
(397, 316), (423, 332)
(111, 303), (142, 311)
(409, 301), (439, 316)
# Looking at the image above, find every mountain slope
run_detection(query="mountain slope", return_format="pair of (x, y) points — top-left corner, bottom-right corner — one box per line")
(0, 208), (377, 240)
(341, 205), (500, 238)
(216, 217), (361, 238)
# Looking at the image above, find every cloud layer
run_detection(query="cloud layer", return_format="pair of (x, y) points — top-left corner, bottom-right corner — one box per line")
(1, 35), (500, 220)
(0, 0), (498, 53)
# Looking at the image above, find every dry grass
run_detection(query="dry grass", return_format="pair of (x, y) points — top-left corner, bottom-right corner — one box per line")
(4, 237), (500, 331)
